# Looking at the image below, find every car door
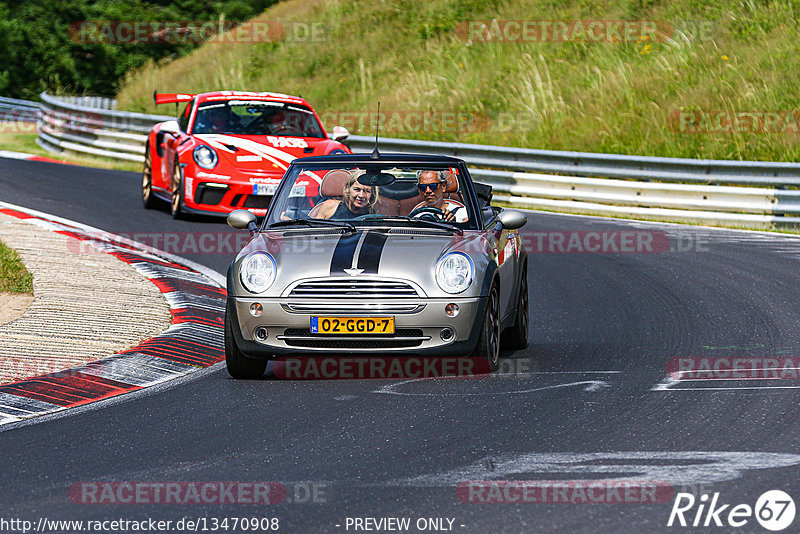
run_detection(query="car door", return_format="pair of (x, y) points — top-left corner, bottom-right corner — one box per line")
(158, 99), (194, 190)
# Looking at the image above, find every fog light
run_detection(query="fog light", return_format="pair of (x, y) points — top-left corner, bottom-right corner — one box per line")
(440, 328), (455, 342)
(255, 327), (268, 341)
(445, 303), (460, 317)
(249, 303), (263, 317)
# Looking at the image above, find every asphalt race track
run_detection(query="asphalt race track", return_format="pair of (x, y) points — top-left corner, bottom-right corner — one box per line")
(2, 157), (800, 533)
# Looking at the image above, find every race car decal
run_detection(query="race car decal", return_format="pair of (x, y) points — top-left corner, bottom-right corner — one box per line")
(196, 171), (231, 180)
(199, 136), (288, 172)
(197, 134), (299, 170)
(266, 136), (307, 149)
(329, 231), (388, 276)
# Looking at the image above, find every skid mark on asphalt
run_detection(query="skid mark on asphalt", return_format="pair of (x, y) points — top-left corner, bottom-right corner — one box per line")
(386, 451), (800, 487)
(373, 371), (619, 396)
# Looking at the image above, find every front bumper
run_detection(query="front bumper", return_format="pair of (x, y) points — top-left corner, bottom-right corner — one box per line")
(228, 296), (486, 358)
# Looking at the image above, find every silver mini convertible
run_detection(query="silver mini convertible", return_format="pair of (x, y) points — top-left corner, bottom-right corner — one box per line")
(225, 153), (529, 378)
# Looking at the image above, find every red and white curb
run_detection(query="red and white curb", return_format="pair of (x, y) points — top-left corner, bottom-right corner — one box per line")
(0, 149), (72, 165)
(0, 202), (226, 426)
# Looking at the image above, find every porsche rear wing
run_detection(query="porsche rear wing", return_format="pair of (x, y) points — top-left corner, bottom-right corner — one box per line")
(153, 91), (195, 105)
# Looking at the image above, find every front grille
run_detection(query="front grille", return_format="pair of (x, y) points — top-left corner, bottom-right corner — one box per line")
(279, 328), (426, 349)
(242, 195), (273, 209)
(288, 279), (421, 299)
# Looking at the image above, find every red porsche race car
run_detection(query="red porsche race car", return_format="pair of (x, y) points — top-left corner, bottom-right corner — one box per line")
(142, 90), (352, 218)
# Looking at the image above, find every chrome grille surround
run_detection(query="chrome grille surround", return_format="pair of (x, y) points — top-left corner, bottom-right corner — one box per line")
(282, 277), (427, 314)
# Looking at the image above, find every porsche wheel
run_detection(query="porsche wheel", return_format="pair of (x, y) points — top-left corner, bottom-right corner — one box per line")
(474, 284), (501, 372)
(225, 304), (267, 379)
(141, 144), (158, 209)
(170, 159), (185, 219)
(502, 267), (529, 350)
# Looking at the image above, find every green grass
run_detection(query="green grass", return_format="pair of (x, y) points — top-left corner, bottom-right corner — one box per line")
(0, 240), (33, 294)
(116, 0), (800, 162)
(0, 132), (140, 172)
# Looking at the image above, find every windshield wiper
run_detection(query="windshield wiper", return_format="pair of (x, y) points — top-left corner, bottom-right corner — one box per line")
(361, 215), (462, 234)
(267, 218), (356, 233)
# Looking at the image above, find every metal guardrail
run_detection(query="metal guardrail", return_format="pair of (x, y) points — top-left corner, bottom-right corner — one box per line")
(346, 136), (800, 187)
(0, 96), (38, 123)
(36, 92), (172, 162)
(22, 92), (800, 228)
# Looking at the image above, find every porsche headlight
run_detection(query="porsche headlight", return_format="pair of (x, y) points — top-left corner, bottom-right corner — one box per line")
(239, 252), (277, 294)
(193, 145), (218, 169)
(436, 252), (474, 294)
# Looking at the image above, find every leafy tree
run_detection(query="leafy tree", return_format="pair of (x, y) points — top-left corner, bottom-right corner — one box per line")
(0, 0), (275, 99)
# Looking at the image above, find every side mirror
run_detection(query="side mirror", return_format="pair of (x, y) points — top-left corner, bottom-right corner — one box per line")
(499, 210), (527, 230)
(227, 209), (258, 233)
(159, 120), (181, 134)
(330, 126), (350, 142)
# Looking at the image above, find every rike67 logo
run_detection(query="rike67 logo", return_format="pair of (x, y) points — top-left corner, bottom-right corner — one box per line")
(668, 490), (795, 531)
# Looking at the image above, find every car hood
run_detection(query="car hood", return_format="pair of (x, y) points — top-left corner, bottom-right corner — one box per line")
(195, 134), (332, 175)
(234, 228), (492, 298)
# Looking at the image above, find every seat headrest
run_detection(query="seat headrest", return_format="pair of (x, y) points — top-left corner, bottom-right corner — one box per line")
(319, 169), (352, 197)
(444, 170), (459, 193)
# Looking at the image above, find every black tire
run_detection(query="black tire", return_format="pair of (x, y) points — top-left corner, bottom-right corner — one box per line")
(141, 144), (159, 209)
(502, 266), (529, 350)
(474, 284), (501, 372)
(225, 304), (267, 379)
(170, 159), (186, 219)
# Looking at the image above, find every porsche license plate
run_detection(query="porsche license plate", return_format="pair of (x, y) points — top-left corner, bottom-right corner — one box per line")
(310, 317), (395, 335)
(253, 183), (278, 196)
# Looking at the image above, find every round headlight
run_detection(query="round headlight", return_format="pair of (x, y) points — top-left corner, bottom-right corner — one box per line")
(436, 252), (474, 294)
(193, 145), (218, 169)
(239, 252), (277, 294)
(328, 149), (347, 155)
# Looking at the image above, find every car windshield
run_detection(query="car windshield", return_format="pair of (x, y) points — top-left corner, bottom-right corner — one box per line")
(191, 100), (326, 137)
(264, 163), (478, 230)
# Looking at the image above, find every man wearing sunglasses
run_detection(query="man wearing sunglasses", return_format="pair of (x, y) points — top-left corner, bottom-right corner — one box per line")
(412, 170), (468, 222)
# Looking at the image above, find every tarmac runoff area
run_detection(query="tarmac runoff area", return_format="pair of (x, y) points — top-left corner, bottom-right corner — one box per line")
(0, 211), (172, 384)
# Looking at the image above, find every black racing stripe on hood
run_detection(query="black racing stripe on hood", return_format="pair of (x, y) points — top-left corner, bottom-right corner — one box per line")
(357, 231), (388, 274)
(330, 232), (361, 275)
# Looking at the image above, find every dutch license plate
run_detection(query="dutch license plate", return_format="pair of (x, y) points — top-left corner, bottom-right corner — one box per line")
(310, 317), (395, 335)
(253, 183), (278, 196)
